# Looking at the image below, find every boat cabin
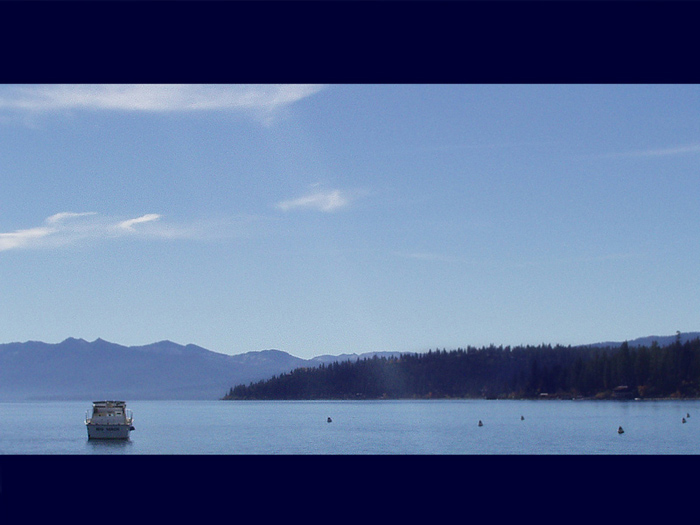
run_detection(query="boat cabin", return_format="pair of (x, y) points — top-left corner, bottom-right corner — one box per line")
(88, 401), (132, 424)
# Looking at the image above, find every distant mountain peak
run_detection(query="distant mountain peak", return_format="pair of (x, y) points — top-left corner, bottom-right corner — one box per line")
(62, 337), (87, 344)
(0, 338), (309, 400)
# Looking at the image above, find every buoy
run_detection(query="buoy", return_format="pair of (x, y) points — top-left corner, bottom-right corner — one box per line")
(478, 420), (483, 427)
(618, 426), (624, 434)
(327, 417), (332, 423)
(687, 413), (690, 418)
(682, 417), (686, 424)
(520, 415), (524, 421)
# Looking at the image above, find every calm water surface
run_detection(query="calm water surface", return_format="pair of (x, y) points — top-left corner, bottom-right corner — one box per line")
(0, 399), (697, 454)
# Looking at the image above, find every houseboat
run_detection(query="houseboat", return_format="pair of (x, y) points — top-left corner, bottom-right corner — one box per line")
(85, 400), (135, 439)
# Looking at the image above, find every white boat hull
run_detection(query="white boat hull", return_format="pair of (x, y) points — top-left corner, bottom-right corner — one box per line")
(86, 423), (132, 440)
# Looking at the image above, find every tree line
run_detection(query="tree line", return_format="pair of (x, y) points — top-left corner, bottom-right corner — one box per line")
(223, 336), (700, 400)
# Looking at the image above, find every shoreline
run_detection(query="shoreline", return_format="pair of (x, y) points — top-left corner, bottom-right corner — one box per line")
(222, 395), (700, 402)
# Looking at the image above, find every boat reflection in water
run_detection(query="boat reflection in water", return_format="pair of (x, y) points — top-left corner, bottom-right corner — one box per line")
(85, 401), (135, 440)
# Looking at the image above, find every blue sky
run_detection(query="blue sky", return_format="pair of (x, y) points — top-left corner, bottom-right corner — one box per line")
(0, 84), (698, 359)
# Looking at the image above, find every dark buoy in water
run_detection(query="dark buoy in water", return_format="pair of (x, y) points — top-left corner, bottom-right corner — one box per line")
(478, 420), (483, 427)
(520, 415), (524, 421)
(618, 426), (624, 434)
(327, 417), (332, 423)
(687, 413), (690, 418)
(682, 417), (686, 424)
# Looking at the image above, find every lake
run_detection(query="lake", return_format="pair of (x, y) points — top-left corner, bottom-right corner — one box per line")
(0, 398), (698, 454)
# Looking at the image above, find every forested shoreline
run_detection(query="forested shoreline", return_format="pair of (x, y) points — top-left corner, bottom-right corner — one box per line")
(223, 337), (700, 400)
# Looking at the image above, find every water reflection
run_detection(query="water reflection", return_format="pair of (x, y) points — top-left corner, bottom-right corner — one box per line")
(85, 438), (134, 453)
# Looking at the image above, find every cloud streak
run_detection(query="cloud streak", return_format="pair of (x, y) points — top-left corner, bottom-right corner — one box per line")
(588, 143), (700, 159)
(394, 250), (640, 268)
(276, 189), (353, 213)
(0, 84), (325, 122)
(118, 214), (161, 231)
(0, 226), (54, 251)
(397, 252), (462, 263)
(0, 212), (195, 252)
(46, 212), (98, 224)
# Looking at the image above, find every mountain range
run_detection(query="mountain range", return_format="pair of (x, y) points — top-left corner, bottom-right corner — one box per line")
(587, 332), (700, 348)
(0, 337), (404, 401)
(0, 333), (697, 400)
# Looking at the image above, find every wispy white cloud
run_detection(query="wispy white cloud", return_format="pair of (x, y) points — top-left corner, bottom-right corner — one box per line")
(0, 212), (202, 252)
(276, 189), (354, 213)
(624, 143), (700, 157)
(0, 226), (55, 251)
(46, 212), (98, 224)
(0, 84), (325, 123)
(401, 140), (560, 155)
(397, 251), (462, 263)
(588, 143), (700, 159)
(117, 214), (161, 231)
(395, 250), (640, 268)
